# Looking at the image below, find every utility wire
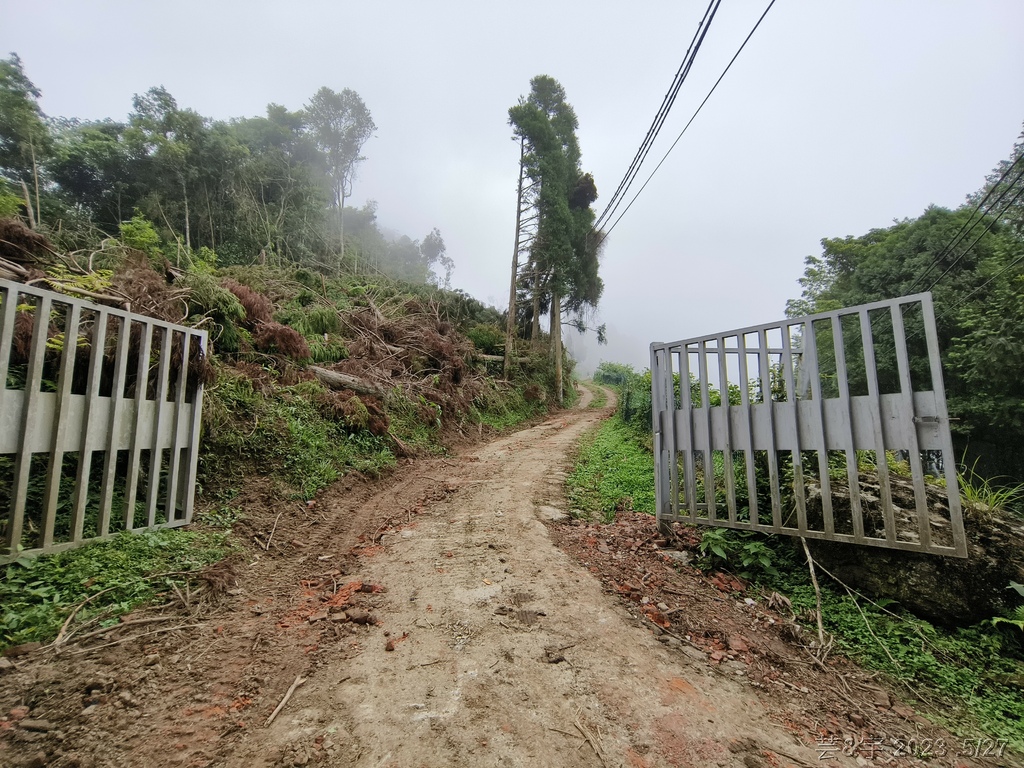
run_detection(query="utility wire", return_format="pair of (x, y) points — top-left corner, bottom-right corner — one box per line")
(598, 0), (777, 245)
(933, 185), (1024, 319)
(921, 168), (1024, 293)
(593, 0), (722, 232)
(905, 151), (1024, 293)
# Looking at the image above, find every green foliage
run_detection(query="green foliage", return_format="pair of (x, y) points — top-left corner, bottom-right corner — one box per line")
(201, 369), (394, 499)
(466, 322), (504, 354)
(118, 211), (163, 256)
(788, 127), (1024, 481)
(593, 361), (634, 388)
(179, 270), (246, 352)
(764, 564), (1024, 751)
(471, 380), (543, 432)
(0, 528), (229, 650)
(567, 416), (655, 521)
(696, 527), (780, 578)
(959, 458), (1024, 519)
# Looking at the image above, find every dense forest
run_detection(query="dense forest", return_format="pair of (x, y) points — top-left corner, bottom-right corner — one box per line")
(0, 53), (453, 286)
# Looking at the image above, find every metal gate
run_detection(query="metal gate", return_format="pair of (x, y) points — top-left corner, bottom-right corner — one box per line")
(650, 293), (966, 558)
(1, 278), (208, 563)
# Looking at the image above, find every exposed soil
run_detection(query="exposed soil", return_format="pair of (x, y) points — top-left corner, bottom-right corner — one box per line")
(0, 387), (1016, 767)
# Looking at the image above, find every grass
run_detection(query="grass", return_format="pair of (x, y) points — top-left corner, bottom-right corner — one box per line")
(201, 369), (395, 499)
(0, 528), (231, 650)
(583, 380), (608, 409)
(566, 415), (655, 520)
(770, 562), (1024, 752)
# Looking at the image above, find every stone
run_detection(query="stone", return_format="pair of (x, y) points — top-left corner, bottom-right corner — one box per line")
(805, 476), (1024, 626)
(727, 635), (750, 653)
(20, 719), (53, 732)
(0, 658), (15, 672)
(143, 654), (160, 666)
(308, 611), (329, 624)
(662, 550), (694, 565)
(346, 608), (371, 625)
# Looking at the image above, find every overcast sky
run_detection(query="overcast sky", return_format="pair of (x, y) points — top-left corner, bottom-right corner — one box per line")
(4, 1), (1023, 373)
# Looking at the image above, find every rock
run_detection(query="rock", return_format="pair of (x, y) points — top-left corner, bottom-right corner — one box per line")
(727, 636), (750, 653)
(9, 705), (30, 721)
(662, 550), (694, 565)
(849, 713), (867, 728)
(3, 642), (41, 657)
(308, 611), (329, 624)
(79, 705), (99, 717)
(536, 505), (568, 522)
(117, 691), (138, 708)
(143, 654), (160, 666)
(385, 639), (395, 652)
(346, 608), (371, 625)
(20, 719), (53, 732)
(0, 657), (15, 672)
(710, 650), (725, 662)
(329, 614), (349, 624)
(805, 475), (1024, 626)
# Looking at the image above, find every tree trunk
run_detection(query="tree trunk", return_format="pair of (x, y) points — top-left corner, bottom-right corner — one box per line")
(339, 188), (347, 273)
(531, 259), (542, 343)
(30, 141), (41, 229)
(504, 137), (527, 379)
(551, 288), (563, 405)
(20, 180), (36, 230)
(309, 366), (384, 397)
(181, 176), (191, 257)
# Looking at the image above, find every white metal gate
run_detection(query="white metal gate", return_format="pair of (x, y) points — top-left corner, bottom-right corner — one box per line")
(650, 293), (966, 557)
(1, 278), (208, 563)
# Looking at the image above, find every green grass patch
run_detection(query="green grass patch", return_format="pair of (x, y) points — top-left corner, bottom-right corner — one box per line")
(584, 381), (608, 409)
(768, 562), (1024, 751)
(0, 528), (231, 651)
(201, 369), (395, 499)
(567, 415), (655, 520)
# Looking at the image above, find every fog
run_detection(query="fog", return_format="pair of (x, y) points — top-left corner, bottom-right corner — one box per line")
(5, 0), (1023, 374)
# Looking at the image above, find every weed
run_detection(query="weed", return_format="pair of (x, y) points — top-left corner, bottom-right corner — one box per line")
(0, 528), (230, 650)
(566, 416), (655, 520)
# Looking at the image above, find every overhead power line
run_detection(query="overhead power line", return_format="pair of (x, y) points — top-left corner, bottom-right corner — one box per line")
(598, 0), (777, 245)
(905, 151), (1024, 294)
(920, 171), (1024, 293)
(593, 0), (723, 233)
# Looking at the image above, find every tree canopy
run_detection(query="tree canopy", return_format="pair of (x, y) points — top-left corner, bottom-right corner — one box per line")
(0, 53), (451, 287)
(788, 124), (1024, 480)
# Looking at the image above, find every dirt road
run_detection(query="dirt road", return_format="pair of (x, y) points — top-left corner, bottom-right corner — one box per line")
(4, 387), (994, 767)
(225, 386), (833, 768)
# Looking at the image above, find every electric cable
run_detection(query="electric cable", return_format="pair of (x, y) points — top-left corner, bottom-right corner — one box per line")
(593, 0), (722, 232)
(598, 0), (777, 245)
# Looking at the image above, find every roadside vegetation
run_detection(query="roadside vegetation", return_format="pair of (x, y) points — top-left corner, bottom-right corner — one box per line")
(574, 361), (1024, 751)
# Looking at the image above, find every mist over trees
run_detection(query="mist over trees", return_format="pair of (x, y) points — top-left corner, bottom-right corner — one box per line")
(505, 75), (605, 400)
(789, 124), (1024, 481)
(0, 53), (452, 287)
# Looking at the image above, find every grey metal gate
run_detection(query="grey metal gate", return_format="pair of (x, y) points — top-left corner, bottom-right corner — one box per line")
(650, 293), (966, 558)
(1, 278), (208, 563)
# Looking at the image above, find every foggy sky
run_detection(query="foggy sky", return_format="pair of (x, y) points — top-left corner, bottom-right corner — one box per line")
(4, 1), (1023, 374)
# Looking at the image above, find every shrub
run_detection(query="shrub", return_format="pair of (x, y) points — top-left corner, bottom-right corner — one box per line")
(253, 322), (311, 361)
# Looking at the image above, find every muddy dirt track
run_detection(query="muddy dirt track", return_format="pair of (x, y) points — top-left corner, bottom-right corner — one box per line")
(0, 388), (1013, 767)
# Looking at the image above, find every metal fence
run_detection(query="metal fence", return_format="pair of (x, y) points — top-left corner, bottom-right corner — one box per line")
(650, 293), (966, 558)
(0, 278), (208, 563)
